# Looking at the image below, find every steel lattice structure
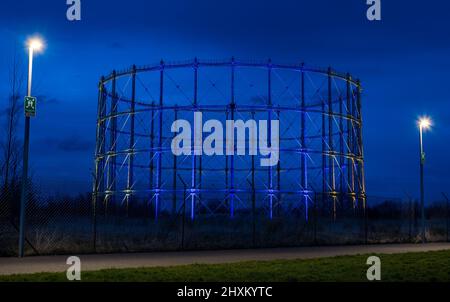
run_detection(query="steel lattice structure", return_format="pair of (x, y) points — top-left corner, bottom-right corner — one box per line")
(92, 58), (366, 221)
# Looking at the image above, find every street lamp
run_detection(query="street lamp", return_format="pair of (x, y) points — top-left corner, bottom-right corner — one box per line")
(18, 37), (44, 257)
(418, 116), (431, 244)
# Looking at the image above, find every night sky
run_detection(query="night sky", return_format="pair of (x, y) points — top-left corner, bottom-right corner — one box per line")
(0, 0), (449, 201)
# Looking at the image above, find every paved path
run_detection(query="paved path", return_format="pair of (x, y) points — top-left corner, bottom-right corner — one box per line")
(1, 243), (450, 276)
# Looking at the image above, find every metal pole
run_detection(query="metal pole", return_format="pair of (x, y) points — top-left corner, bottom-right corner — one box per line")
(182, 185), (186, 249)
(149, 102), (155, 216)
(196, 60), (203, 212)
(328, 68), (336, 220)
(443, 193), (449, 242)
(172, 108), (178, 215)
(419, 124), (425, 243)
(314, 192), (318, 244)
(92, 172), (97, 252)
(300, 64), (308, 221)
(225, 60), (231, 210)
(251, 111), (256, 247)
(18, 47), (34, 257)
(155, 61), (164, 220)
(339, 93), (344, 211)
(408, 195), (412, 242)
(92, 77), (106, 252)
(268, 59), (273, 220)
(178, 174), (187, 250)
(230, 58), (235, 218)
(126, 65), (136, 216)
(27, 48), (33, 98)
(321, 71), (327, 211)
(225, 110), (229, 208)
(191, 59), (198, 221)
(355, 80), (367, 243)
(443, 193), (450, 242)
(346, 74), (355, 208)
(198, 146), (202, 211)
(106, 70), (117, 215)
(276, 108), (281, 217)
(99, 80), (106, 199)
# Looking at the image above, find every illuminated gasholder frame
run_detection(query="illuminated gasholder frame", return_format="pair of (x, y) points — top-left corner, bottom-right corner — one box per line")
(92, 58), (366, 222)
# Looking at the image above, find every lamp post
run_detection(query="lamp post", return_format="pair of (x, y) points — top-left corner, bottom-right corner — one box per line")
(18, 37), (43, 257)
(418, 117), (431, 244)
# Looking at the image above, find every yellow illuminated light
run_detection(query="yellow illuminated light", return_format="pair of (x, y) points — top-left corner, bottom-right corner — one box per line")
(418, 117), (432, 130)
(27, 38), (44, 51)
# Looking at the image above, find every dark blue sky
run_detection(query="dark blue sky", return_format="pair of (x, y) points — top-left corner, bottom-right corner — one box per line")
(0, 0), (449, 200)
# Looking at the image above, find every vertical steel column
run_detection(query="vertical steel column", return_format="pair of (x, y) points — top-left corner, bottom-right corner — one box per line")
(99, 81), (107, 218)
(107, 70), (117, 213)
(196, 60), (203, 211)
(352, 84), (359, 208)
(267, 59), (273, 220)
(300, 64), (308, 220)
(339, 92), (344, 210)
(276, 107), (281, 216)
(96, 77), (107, 201)
(149, 101), (155, 215)
(126, 65), (136, 215)
(198, 143), (202, 209)
(155, 61), (164, 220)
(356, 80), (366, 208)
(356, 80), (367, 244)
(191, 59), (198, 220)
(99, 81), (107, 196)
(267, 59), (273, 219)
(351, 81), (358, 209)
(251, 111), (256, 247)
(172, 107), (178, 216)
(225, 110), (229, 208)
(321, 71), (327, 205)
(328, 68), (336, 219)
(229, 58), (235, 218)
(92, 76), (106, 251)
(346, 74), (355, 207)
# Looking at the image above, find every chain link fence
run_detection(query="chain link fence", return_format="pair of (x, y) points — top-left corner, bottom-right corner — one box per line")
(1, 185), (449, 256)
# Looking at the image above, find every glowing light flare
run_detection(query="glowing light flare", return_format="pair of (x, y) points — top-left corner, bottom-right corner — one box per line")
(27, 37), (44, 52)
(418, 117), (432, 130)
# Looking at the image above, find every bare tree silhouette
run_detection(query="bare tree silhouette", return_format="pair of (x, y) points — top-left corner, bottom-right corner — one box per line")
(1, 45), (24, 212)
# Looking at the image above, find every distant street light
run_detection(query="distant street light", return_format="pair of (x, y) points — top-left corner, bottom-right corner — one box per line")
(29, 39), (43, 53)
(18, 37), (44, 257)
(418, 116), (431, 244)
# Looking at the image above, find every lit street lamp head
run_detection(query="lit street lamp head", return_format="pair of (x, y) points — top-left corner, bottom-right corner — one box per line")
(418, 117), (432, 130)
(27, 37), (44, 52)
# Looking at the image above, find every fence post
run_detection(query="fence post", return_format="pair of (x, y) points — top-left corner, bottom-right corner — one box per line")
(409, 197), (413, 242)
(314, 192), (318, 245)
(443, 193), (449, 242)
(92, 192), (97, 252)
(364, 199), (368, 244)
(178, 174), (187, 250)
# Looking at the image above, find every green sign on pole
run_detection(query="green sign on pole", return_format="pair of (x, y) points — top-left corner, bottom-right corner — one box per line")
(24, 96), (37, 117)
